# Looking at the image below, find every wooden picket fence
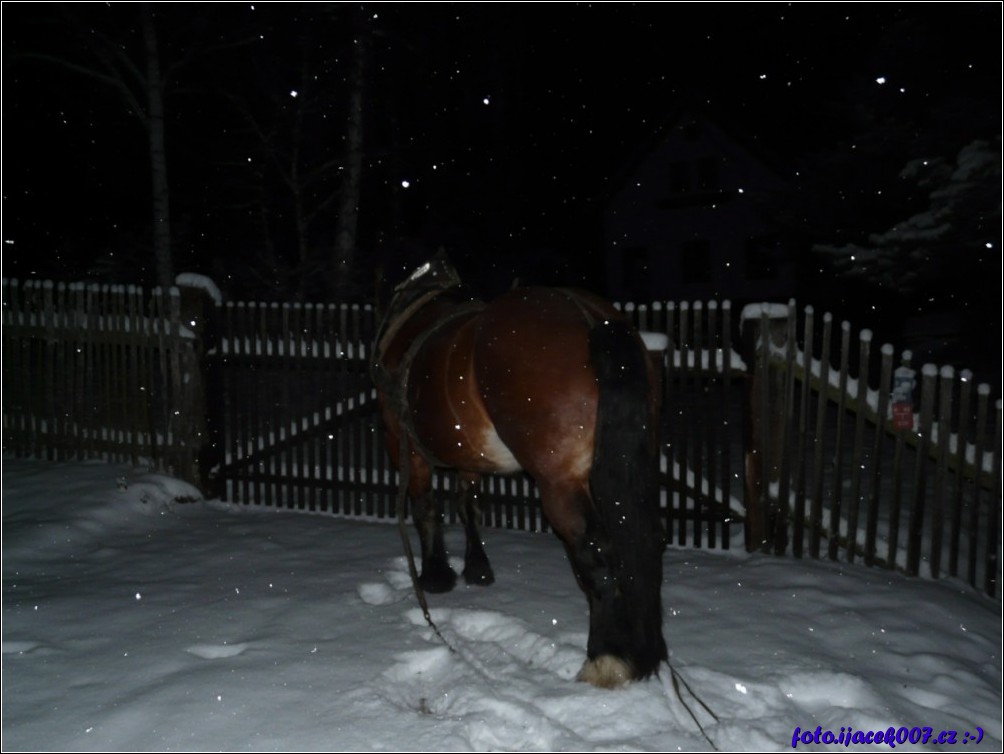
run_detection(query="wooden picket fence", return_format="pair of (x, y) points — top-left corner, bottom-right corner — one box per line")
(742, 303), (1002, 596)
(3, 277), (1000, 596)
(2, 279), (205, 481)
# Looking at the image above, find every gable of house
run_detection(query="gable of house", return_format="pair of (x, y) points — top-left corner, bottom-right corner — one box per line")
(603, 112), (796, 302)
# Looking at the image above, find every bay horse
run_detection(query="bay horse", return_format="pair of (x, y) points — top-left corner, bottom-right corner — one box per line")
(371, 253), (667, 688)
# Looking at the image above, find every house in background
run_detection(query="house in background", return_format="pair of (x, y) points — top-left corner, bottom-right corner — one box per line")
(603, 111), (798, 304)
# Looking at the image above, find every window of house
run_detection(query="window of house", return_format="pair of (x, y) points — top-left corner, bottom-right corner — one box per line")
(622, 246), (651, 299)
(670, 161), (691, 193)
(697, 156), (720, 191)
(681, 240), (712, 284)
(746, 235), (782, 279)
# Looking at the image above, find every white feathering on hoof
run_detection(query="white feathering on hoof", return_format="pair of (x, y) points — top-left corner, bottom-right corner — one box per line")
(577, 655), (634, 689)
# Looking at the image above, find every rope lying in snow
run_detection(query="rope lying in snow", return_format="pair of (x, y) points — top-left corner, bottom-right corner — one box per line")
(663, 659), (720, 750)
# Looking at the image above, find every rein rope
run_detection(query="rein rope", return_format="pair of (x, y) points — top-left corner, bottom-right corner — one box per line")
(663, 659), (720, 749)
(394, 427), (456, 653)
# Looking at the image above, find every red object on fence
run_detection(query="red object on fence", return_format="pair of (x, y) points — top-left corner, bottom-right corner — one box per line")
(892, 401), (913, 431)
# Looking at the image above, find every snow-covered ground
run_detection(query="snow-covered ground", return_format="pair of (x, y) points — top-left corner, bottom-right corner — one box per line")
(2, 457), (1000, 751)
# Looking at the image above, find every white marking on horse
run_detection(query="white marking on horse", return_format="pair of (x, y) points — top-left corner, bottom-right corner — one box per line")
(479, 426), (522, 473)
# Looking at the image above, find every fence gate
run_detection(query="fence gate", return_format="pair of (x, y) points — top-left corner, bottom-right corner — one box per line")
(208, 299), (549, 530)
(210, 297), (745, 541)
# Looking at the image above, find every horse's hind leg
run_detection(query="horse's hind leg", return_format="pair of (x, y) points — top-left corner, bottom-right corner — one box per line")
(407, 456), (457, 593)
(458, 472), (494, 586)
(540, 481), (635, 688)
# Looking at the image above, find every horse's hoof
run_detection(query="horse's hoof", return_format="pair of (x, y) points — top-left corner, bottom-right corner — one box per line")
(418, 565), (457, 593)
(577, 655), (635, 689)
(463, 563), (495, 586)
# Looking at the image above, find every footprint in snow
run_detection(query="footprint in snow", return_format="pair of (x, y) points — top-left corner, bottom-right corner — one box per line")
(185, 642), (250, 660)
(358, 582), (400, 606)
(2, 640), (45, 655)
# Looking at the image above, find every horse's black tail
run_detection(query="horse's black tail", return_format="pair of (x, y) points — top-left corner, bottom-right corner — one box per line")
(587, 319), (667, 680)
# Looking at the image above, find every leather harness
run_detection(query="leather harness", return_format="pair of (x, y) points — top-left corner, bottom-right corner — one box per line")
(371, 284), (486, 471)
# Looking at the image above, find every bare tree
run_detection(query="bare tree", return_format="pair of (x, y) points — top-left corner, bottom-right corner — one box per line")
(140, 2), (172, 287)
(12, 4), (254, 287)
(331, 10), (370, 297)
(13, 4), (173, 285)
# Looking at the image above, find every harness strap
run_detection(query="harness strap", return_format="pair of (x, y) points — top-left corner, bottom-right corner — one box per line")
(379, 299), (485, 470)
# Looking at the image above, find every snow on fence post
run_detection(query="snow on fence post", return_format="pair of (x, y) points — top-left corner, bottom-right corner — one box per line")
(740, 302), (790, 554)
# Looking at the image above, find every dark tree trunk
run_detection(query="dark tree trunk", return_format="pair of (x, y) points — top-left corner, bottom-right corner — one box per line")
(331, 17), (368, 296)
(142, 3), (173, 288)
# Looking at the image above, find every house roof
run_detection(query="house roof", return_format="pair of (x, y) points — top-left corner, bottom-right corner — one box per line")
(600, 104), (795, 208)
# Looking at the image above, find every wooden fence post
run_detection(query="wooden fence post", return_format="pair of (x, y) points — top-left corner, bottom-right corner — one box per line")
(741, 303), (791, 553)
(175, 275), (223, 496)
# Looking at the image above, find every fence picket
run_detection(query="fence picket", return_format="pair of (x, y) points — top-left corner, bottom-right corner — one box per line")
(959, 383), (983, 590)
(907, 365), (938, 576)
(887, 351), (912, 568)
(930, 366), (955, 577)
(845, 329), (872, 563)
(792, 307), (814, 556)
(865, 345), (894, 566)
(777, 303), (798, 554)
(948, 371), (973, 577)
(988, 398), (1002, 596)
(692, 302), (705, 547)
(679, 302), (692, 546)
(706, 301), (719, 548)
(719, 301), (733, 549)
(827, 322), (852, 561)
(808, 313), (832, 559)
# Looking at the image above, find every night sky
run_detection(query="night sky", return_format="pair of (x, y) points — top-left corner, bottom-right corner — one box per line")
(2, 2), (1000, 337)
